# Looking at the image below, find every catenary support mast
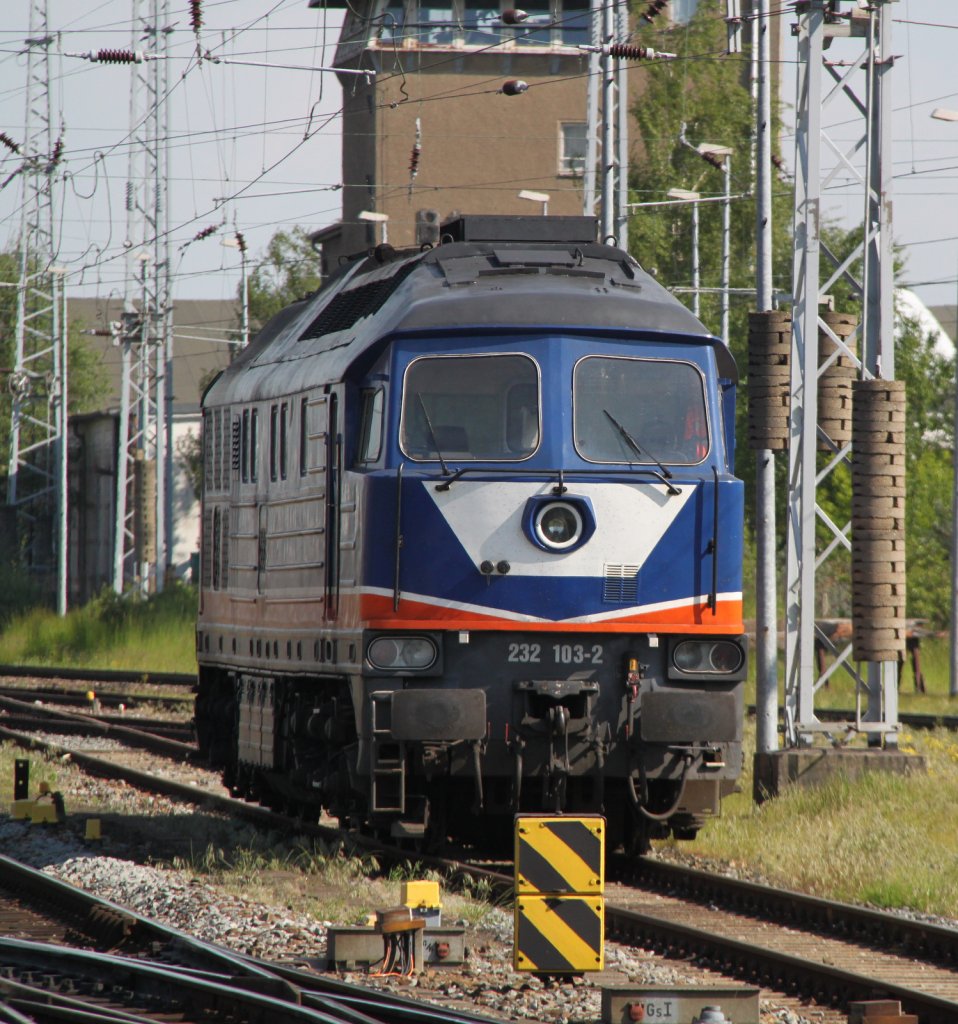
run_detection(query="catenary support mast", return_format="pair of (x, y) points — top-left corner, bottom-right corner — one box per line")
(112, 0), (173, 595)
(786, 0), (899, 746)
(8, 0), (68, 613)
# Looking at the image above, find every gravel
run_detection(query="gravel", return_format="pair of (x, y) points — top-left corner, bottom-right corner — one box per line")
(0, 736), (821, 1023)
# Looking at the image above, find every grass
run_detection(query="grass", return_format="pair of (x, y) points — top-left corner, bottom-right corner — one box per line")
(0, 584), (198, 674)
(742, 633), (957, 718)
(171, 839), (505, 927)
(692, 633), (958, 916)
(663, 721), (958, 917)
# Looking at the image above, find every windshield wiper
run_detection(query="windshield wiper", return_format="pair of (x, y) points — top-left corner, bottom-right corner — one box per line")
(417, 394), (449, 476)
(603, 409), (680, 494)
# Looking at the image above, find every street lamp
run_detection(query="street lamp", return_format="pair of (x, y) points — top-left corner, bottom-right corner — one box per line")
(696, 143), (733, 347)
(668, 188), (701, 317)
(518, 189), (550, 216)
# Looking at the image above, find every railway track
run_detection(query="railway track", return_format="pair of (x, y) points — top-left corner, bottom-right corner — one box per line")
(0, 853), (504, 1024)
(5, 688), (958, 1023)
(0, 664), (195, 686)
(0, 692), (198, 760)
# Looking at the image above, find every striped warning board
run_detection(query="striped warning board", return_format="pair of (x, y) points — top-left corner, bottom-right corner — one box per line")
(514, 815), (604, 895)
(514, 895), (604, 973)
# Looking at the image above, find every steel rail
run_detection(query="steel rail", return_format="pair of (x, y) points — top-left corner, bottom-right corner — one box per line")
(603, 901), (958, 1024)
(0, 713), (192, 741)
(0, 854), (294, 991)
(241, 957), (507, 1024)
(0, 854), (505, 1024)
(0, 664), (195, 686)
(7, 715), (957, 1021)
(0, 723), (378, 848)
(439, 858), (958, 1023)
(747, 703), (958, 732)
(624, 856), (958, 962)
(0, 684), (192, 711)
(0, 939), (346, 1024)
(0, 694), (199, 760)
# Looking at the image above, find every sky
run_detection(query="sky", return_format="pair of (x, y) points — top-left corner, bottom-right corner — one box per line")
(1, 1), (958, 324)
(0, 1), (347, 318)
(779, 0), (958, 315)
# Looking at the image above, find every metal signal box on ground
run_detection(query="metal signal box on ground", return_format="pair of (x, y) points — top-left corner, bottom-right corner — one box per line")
(513, 814), (604, 973)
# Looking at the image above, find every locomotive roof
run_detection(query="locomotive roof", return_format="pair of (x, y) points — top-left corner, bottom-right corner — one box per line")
(206, 225), (732, 408)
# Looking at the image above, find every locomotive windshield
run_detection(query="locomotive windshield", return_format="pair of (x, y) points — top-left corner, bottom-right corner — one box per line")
(400, 353), (540, 461)
(573, 355), (709, 464)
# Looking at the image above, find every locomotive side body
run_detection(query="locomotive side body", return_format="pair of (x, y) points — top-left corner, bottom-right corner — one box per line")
(195, 217), (746, 850)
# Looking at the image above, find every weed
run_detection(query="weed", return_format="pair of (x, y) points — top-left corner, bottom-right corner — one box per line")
(0, 583), (198, 673)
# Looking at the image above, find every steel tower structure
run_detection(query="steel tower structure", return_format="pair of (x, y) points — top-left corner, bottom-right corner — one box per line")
(786, 0), (898, 745)
(583, 0), (629, 243)
(112, 0), (173, 595)
(8, 1), (68, 613)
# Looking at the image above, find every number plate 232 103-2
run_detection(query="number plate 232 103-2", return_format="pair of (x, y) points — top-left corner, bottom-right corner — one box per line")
(506, 642), (604, 666)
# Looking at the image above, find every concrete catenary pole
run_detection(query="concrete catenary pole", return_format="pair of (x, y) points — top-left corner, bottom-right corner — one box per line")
(753, 0), (778, 755)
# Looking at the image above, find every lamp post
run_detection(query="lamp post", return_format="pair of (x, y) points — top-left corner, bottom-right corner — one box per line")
(930, 107), (958, 698)
(696, 143), (733, 347)
(518, 189), (550, 216)
(668, 188), (701, 317)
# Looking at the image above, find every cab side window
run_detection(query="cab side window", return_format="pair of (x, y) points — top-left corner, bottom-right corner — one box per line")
(358, 387), (384, 463)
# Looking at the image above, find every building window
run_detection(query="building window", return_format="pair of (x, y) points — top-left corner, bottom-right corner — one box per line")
(375, 0), (588, 50)
(463, 0), (502, 46)
(671, 0), (699, 24)
(559, 122), (588, 177)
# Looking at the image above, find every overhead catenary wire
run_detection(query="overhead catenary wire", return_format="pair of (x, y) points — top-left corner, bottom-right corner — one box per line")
(5, 0), (930, 309)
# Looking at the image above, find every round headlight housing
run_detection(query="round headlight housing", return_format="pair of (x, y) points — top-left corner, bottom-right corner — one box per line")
(534, 502), (583, 551)
(672, 640), (744, 675)
(368, 635), (438, 671)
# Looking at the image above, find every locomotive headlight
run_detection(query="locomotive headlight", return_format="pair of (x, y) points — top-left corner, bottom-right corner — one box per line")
(671, 640), (745, 677)
(522, 495), (595, 553)
(368, 635), (438, 671)
(534, 502), (583, 550)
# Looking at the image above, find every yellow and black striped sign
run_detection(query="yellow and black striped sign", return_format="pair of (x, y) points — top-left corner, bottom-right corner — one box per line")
(514, 895), (604, 973)
(514, 815), (604, 895)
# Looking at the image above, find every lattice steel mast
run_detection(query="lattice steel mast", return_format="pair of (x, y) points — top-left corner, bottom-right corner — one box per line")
(112, 0), (173, 595)
(786, 0), (899, 745)
(8, 1), (68, 612)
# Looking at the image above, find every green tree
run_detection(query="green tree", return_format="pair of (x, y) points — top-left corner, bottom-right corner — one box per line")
(629, 1), (794, 315)
(628, 0), (794, 516)
(246, 227), (324, 333)
(894, 302), (954, 625)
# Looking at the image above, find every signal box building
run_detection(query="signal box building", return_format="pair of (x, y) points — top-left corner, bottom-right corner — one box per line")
(309, 0), (631, 265)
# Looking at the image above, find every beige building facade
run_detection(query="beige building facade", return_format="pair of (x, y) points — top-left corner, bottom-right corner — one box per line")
(309, 0), (639, 265)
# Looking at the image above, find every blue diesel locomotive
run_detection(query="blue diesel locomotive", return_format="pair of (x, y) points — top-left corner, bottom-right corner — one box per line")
(195, 215), (747, 851)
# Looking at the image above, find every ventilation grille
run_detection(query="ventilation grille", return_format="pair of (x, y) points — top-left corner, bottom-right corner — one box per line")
(299, 261), (416, 340)
(603, 564), (639, 603)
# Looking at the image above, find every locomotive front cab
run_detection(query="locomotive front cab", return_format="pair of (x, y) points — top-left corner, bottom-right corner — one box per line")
(353, 327), (746, 850)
